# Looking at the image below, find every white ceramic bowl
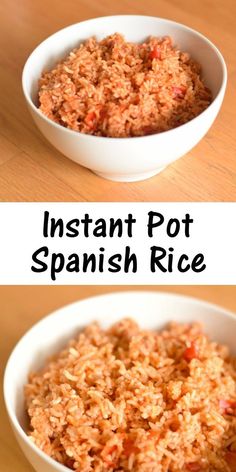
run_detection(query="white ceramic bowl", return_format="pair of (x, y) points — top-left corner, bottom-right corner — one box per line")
(22, 15), (227, 182)
(3, 291), (236, 472)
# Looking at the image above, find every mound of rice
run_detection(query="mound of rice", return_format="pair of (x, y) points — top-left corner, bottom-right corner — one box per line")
(25, 319), (236, 472)
(38, 34), (212, 137)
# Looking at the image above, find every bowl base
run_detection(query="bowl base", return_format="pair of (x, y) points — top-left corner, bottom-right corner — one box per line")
(94, 167), (166, 182)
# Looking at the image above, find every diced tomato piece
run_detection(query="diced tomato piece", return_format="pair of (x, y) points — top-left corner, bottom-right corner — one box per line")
(219, 399), (236, 414)
(149, 46), (161, 60)
(225, 452), (236, 471)
(172, 85), (186, 98)
(148, 430), (160, 440)
(123, 438), (139, 457)
(186, 462), (202, 471)
(85, 111), (96, 127)
(183, 342), (199, 362)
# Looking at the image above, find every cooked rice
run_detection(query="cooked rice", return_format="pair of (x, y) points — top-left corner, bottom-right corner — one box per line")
(25, 319), (236, 471)
(38, 34), (212, 137)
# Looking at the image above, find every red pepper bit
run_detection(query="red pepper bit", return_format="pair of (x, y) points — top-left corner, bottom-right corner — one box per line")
(183, 341), (199, 362)
(219, 399), (236, 414)
(149, 46), (161, 60)
(84, 111), (97, 128)
(172, 85), (187, 99)
(123, 438), (139, 457)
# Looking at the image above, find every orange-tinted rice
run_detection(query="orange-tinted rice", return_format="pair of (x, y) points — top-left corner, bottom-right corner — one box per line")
(25, 319), (236, 472)
(38, 34), (212, 137)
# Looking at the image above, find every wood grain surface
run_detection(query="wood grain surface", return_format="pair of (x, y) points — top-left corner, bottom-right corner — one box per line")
(0, 0), (235, 201)
(0, 286), (236, 471)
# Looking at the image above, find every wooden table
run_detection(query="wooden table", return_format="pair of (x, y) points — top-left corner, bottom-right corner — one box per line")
(0, 0), (235, 201)
(0, 285), (236, 471)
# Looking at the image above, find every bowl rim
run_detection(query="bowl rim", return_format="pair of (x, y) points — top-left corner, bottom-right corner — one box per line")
(22, 14), (227, 143)
(3, 290), (236, 472)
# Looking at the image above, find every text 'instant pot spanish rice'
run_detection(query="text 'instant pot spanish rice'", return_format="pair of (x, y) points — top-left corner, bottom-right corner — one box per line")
(25, 319), (236, 472)
(38, 34), (212, 138)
